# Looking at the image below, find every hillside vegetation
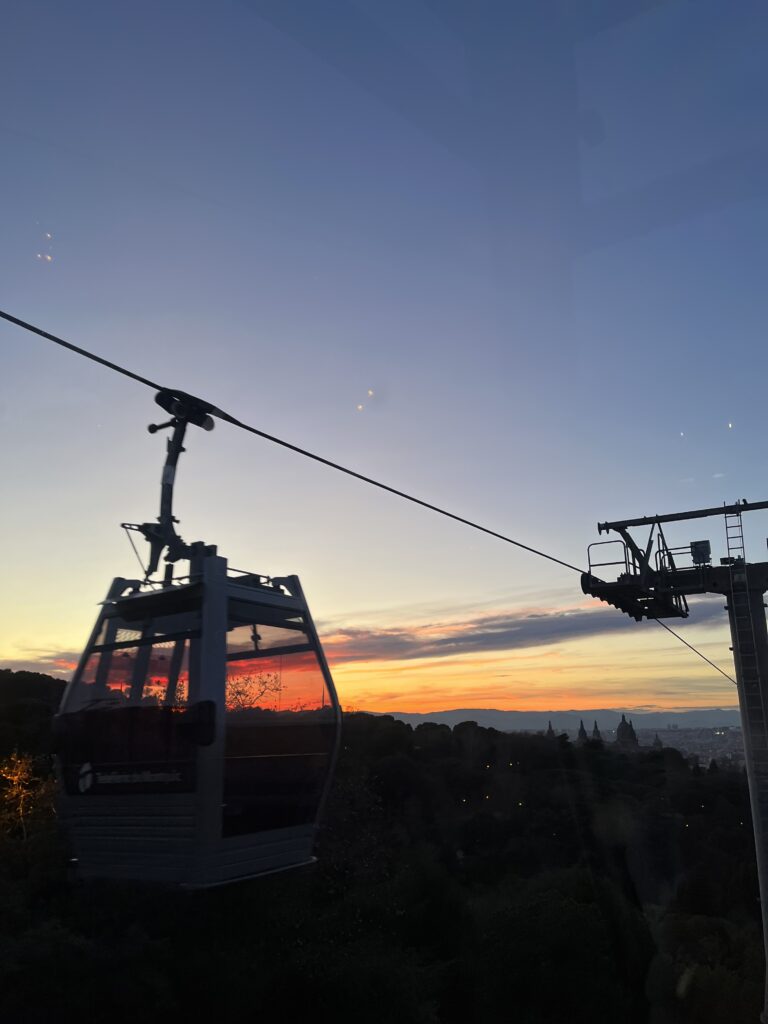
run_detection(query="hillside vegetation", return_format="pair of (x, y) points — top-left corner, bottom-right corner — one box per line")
(0, 670), (762, 1023)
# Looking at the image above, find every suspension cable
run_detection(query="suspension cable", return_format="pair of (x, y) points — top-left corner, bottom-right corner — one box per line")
(0, 309), (161, 391)
(0, 308), (584, 574)
(653, 617), (736, 684)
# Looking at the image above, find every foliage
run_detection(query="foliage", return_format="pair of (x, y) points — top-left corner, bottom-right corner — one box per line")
(0, 685), (764, 1022)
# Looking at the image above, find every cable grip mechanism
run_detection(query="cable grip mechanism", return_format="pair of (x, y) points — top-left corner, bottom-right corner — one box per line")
(123, 389), (216, 581)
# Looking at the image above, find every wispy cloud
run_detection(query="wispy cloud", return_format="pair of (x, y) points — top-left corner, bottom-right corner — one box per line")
(2, 598), (728, 685)
(1, 651), (79, 677)
(323, 598), (726, 666)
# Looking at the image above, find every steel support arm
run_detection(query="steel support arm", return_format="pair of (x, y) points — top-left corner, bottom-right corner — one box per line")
(599, 499), (768, 534)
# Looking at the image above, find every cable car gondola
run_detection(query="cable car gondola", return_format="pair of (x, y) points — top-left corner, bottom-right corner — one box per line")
(54, 390), (341, 887)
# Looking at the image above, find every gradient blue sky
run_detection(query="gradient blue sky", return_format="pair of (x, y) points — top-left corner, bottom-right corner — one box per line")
(3, 0), (768, 709)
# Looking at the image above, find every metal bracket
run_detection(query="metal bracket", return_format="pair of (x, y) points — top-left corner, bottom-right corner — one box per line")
(583, 517), (689, 620)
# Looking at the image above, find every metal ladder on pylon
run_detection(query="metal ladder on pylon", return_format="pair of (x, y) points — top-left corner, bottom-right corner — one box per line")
(726, 509), (759, 682)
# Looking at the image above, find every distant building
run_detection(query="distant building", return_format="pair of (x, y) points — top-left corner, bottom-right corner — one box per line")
(546, 720), (555, 739)
(653, 733), (663, 750)
(635, 726), (744, 767)
(577, 720), (588, 744)
(616, 714), (639, 748)
(592, 720), (602, 742)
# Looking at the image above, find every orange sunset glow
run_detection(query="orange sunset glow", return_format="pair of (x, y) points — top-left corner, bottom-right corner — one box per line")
(317, 598), (738, 712)
(329, 640), (736, 713)
(1, 596), (738, 714)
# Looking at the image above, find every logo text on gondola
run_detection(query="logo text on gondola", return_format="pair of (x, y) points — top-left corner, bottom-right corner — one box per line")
(97, 770), (182, 784)
(80, 765), (182, 787)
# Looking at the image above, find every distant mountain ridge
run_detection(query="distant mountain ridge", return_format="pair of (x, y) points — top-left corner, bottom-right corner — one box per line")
(381, 707), (742, 731)
(0, 668), (742, 731)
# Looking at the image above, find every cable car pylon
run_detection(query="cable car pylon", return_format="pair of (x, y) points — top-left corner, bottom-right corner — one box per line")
(582, 499), (768, 1021)
(54, 390), (342, 887)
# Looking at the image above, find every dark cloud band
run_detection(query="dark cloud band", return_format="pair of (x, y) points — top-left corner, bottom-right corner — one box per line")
(323, 597), (726, 665)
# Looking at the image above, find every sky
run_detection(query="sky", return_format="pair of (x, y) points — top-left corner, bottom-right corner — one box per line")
(3, 0), (768, 712)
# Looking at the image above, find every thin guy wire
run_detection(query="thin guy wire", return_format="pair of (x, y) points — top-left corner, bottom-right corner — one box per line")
(0, 306), (736, 683)
(123, 525), (147, 577)
(652, 617), (736, 684)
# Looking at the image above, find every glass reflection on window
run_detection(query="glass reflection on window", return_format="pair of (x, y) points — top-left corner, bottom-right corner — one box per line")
(225, 651), (332, 716)
(226, 621), (308, 657)
(66, 639), (190, 712)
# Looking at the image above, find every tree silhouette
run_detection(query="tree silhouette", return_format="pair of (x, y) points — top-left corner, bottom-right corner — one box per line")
(225, 671), (282, 711)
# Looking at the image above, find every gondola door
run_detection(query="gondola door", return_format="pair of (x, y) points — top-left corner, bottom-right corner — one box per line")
(221, 585), (339, 841)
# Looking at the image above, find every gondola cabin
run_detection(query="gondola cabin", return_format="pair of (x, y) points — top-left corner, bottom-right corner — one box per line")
(54, 389), (341, 886)
(56, 555), (341, 886)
